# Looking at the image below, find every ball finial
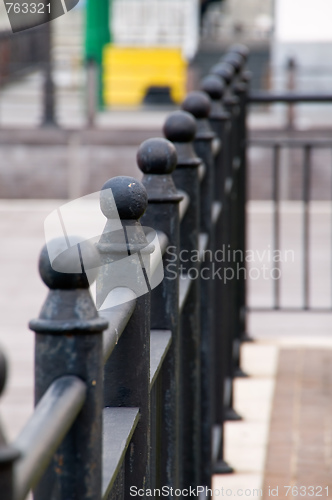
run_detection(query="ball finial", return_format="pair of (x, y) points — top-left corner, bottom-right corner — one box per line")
(222, 52), (244, 73)
(181, 91), (211, 119)
(100, 176), (148, 220)
(210, 62), (234, 85)
(137, 138), (177, 175)
(163, 111), (197, 143)
(201, 74), (225, 101)
(39, 237), (100, 290)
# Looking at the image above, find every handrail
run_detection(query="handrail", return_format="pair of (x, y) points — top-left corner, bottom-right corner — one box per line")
(13, 376), (86, 500)
(101, 288), (137, 363)
(249, 91), (332, 103)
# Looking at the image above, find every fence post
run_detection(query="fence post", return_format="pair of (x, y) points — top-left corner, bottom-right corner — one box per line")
(221, 52), (251, 377)
(163, 112), (202, 490)
(229, 44), (249, 62)
(29, 239), (107, 500)
(181, 91), (216, 494)
(211, 62), (238, 172)
(137, 138), (183, 490)
(200, 74), (234, 473)
(208, 62), (244, 420)
(97, 176), (152, 498)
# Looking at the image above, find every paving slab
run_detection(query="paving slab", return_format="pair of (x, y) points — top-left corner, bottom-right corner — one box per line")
(262, 348), (332, 500)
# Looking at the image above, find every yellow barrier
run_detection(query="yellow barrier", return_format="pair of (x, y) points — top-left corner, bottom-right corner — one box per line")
(103, 45), (187, 106)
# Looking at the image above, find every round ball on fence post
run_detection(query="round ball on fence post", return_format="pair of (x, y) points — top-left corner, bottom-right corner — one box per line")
(136, 138), (182, 491)
(137, 137), (182, 202)
(181, 91), (211, 119)
(211, 62), (239, 107)
(163, 110), (197, 144)
(201, 74), (225, 101)
(100, 176), (148, 221)
(181, 91), (215, 141)
(31, 238), (107, 328)
(39, 237), (100, 291)
(210, 62), (234, 86)
(137, 137), (177, 174)
(163, 110), (201, 168)
(229, 44), (249, 62)
(222, 51), (244, 74)
(97, 176), (150, 308)
(201, 74), (228, 123)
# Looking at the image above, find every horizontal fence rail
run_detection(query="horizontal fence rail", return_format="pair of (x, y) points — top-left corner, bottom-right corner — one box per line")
(0, 44), (253, 500)
(14, 376), (87, 500)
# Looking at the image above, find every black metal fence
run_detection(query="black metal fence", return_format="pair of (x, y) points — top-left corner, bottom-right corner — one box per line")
(0, 46), (250, 500)
(248, 93), (332, 311)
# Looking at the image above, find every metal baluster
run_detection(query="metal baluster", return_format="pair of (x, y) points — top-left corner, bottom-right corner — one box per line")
(97, 176), (151, 499)
(163, 111), (202, 489)
(182, 91), (215, 494)
(225, 47), (253, 342)
(138, 138), (183, 491)
(209, 64), (244, 420)
(210, 62), (238, 177)
(30, 239), (107, 500)
(201, 74), (234, 474)
(221, 63), (248, 379)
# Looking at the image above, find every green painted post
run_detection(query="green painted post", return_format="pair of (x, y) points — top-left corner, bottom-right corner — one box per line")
(85, 0), (111, 106)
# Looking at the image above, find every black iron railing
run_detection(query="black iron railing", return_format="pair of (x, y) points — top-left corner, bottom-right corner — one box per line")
(0, 46), (250, 500)
(248, 92), (332, 311)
